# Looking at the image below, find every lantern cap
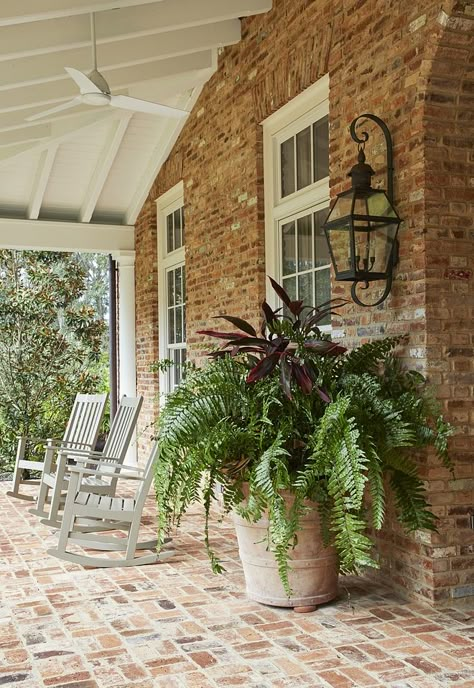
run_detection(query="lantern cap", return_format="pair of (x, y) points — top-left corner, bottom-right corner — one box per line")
(348, 147), (374, 192)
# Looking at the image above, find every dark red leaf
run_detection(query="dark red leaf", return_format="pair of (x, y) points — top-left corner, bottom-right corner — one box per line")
(316, 386), (331, 403)
(215, 315), (257, 337)
(303, 340), (335, 352)
(280, 354), (292, 400)
(261, 300), (276, 325)
(197, 329), (246, 341)
(324, 344), (347, 356)
(268, 276), (292, 308)
(292, 363), (313, 395)
(246, 353), (279, 383)
(226, 336), (272, 349)
(289, 300), (304, 316)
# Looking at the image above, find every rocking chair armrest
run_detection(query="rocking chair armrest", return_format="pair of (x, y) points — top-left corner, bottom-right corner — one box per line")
(18, 436), (61, 445)
(58, 448), (104, 459)
(68, 464), (145, 481)
(47, 442), (96, 453)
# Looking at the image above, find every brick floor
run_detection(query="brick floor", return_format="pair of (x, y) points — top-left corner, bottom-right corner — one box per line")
(1, 481), (473, 687)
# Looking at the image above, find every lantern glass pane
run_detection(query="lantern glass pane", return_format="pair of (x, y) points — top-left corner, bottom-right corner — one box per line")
(367, 191), (397, 218)
(325, 225), (351, 276)
(353, 195), (369, 217)
(372, 221), (399, 274)
(326, 194), (353, 223)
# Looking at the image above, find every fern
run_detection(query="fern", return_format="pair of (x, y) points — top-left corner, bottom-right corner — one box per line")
(154, 329), (453, 591)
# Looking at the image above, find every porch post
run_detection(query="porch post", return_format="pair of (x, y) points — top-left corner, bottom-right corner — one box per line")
(115, 251), (137, 465)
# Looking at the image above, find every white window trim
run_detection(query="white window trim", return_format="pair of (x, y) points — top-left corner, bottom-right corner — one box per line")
(263, 75), (330, 313)
(156, 181), (185, 399)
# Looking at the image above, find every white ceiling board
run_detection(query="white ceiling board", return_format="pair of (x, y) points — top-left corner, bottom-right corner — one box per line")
(0, 1), (164, 27)
(0, 1), (272, 241)
(0, 151), (43, 207)
(0, 0), (270, 61)
(0, 20), (241, 91)
(41, 119), (114, 212)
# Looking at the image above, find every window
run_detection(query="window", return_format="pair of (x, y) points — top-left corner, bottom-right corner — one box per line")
(263, 76), (331, 327)
(156, 182), (186, 396)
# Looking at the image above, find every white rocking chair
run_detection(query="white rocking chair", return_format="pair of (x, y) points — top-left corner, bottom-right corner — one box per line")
(47, 442), (174, 567)
(32, 395), (143, 527)
(7, 393), (107, 501)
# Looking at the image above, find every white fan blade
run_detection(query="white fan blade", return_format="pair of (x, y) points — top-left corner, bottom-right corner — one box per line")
(110, 95), (189, 119)
(26, 97), (82, 122)
(65, 67), (101, 94)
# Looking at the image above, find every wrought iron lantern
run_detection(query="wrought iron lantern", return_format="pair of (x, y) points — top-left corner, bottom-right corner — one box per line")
(323, 114), (401, 307)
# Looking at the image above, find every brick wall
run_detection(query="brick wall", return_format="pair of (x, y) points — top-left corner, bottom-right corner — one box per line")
(135, 0), (474, 604)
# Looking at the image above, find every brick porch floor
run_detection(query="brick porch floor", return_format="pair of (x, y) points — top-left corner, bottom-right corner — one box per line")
(1, 481), (474, 688)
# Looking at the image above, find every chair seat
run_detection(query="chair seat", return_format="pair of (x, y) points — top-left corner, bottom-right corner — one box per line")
(75, 491), (136, 513)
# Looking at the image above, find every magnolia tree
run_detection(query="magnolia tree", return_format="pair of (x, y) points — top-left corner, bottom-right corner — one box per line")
(0, 250), (107, 472)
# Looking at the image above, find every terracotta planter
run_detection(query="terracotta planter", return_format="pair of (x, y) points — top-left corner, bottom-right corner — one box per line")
(233, 491), (338, 610)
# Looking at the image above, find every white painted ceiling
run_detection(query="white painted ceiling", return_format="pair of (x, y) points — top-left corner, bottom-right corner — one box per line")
(0, 0), (271, 250)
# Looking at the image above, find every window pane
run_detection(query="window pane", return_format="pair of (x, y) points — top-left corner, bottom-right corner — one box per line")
(315, 268), (331, 317)
(167, 270), (174, 307)
(175, 268), (183, 305)
(313, 116), (329, 181)
(296, 126), (312, 190)
(181, 207), (185, 243)
(282, 221), (296, 275)
(175, 307), (183, 343)
(297, 214), (312, 272)
(168, 309), (175, 345)
(174, 208), (182, 249)
(314, 209), (331, 267)
(166, 214), (174, 253)
(298, 272), (313, 308)
(282, 275), (296, 301)
(281, 137), (295, 197)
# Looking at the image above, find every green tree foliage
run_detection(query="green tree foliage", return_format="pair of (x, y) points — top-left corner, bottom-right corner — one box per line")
(0, 250), (107, 471)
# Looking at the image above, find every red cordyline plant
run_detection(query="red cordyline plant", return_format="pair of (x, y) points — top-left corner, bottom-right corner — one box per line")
(197, 277), (347, 401)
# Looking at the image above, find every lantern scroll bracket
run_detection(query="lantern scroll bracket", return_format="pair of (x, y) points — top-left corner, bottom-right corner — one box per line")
(349, 113), (394, 204)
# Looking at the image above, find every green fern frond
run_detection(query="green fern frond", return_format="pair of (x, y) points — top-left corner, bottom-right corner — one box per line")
(389, 470), (437, 532)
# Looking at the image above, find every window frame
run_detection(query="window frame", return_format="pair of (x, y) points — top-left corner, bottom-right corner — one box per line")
(156, 181), (186, 399)
(263, 75), (330, 320)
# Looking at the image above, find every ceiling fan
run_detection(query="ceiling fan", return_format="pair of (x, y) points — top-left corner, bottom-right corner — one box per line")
(27, 14), (190, 122)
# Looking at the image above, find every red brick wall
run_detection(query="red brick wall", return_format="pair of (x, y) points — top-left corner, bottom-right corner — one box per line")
(135, 0), (474, 604)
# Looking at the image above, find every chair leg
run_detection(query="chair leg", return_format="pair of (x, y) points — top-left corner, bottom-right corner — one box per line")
(6, 438), (34, 501)
(29, 445), (57, 518)
(56, 472), (79, 555)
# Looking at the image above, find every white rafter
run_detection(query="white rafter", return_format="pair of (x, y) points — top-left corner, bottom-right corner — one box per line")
(0, 1), (164, 27)
(0, 20), (241, 91)
(79, 115), (131, 223)
(0, 0), (271, 61)
(0, 52), (214, 115)
(27, 145), (59, 219)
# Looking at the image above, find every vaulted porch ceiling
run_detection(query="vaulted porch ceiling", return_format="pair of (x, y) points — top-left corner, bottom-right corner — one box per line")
(0, 0), (272, 253)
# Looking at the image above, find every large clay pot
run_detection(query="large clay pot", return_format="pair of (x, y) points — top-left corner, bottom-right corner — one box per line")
(233, 490), (338, 609)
